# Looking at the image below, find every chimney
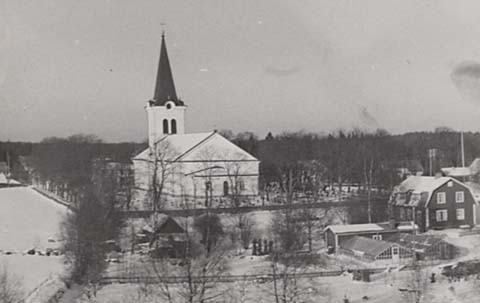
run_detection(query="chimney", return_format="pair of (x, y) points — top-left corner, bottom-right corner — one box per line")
(435, 172), (442, 179)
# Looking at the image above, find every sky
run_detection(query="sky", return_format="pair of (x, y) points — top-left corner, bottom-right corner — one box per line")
(2, 0), (480, 142)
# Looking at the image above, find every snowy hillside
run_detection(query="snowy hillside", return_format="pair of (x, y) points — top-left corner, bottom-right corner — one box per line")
(0, 187), (68, 251)
(0, 187), (68, 301)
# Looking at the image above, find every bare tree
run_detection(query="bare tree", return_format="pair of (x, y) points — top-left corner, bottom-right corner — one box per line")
(223, 161), (244, 207)
(137, 192), (231, 303)
(268, 208), (310, 303)
(61, 185), (121, 290)
(237, 212), (254, 250)
(0, 264), (23, 303)
(149, 140), (176, 211)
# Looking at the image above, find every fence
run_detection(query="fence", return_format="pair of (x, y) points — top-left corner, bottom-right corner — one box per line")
(100, 267), (389, 285)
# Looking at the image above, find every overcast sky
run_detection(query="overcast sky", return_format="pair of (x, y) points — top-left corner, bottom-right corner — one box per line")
(2, 0), (480, 142)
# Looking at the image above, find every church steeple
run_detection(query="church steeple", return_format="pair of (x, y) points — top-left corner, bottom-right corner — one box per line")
(152, 32), (183, 106)
(146, 31), (187, 147)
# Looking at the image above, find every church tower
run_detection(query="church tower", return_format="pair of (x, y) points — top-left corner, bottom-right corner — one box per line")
(146, 32), (186, 148)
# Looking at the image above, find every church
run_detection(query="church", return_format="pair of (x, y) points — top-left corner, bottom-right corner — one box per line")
(132, 33), (260, 210)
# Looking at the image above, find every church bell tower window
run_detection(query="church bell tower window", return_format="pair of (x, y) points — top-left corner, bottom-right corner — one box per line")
(171, 119), (177, 134)
(163, 119), (169, 134)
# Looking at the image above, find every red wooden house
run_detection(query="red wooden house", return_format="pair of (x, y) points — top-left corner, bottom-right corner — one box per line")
(389, 176), (479, 231)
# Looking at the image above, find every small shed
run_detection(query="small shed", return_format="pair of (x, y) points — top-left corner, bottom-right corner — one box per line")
(141, 214), (186, 258)
(324, 221), (415, 252)
(339, 236), (413, 262)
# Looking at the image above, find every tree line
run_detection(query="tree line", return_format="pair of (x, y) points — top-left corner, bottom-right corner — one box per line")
(1, 127), (479, 197)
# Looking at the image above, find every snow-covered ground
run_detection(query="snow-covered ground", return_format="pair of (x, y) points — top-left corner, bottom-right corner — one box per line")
(0, 187), (68, 300)
(0, 187), (68, 251)
(82, 268), (480, 303)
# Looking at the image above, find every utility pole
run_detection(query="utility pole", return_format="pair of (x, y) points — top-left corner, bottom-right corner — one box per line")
(428, 149), (435, 176)
(461, 131), (465, 167)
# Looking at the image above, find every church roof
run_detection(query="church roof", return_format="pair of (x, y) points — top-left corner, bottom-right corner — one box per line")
(152, 33), (184, 106)
(133, 132), (258, 162)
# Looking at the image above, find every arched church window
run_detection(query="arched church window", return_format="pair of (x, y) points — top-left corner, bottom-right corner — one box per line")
(223, 181), (229, 196)
(171, 119), (177, 134)
(163, 119), (169, 134)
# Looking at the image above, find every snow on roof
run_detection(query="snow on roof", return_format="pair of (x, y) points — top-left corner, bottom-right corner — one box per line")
(465, 181), (480, 202)
(396, 176), (452, 194)
(134, 132), (215, 161)
(325, 223), (384, 234)
(133, 131), (258, 162)
(470, 158), (480, 174)
(393, 176), (478, 207)
(0, 173), (20, 185)
(386, 233), (447, 251)
(325, 221), (416, 235)
(441, 167), (471, 177)
(341, 236), (395, 258)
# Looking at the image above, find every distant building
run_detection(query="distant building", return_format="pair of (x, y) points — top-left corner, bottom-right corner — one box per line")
(397, 159), (424, 179)
(389, 176), (480, 231)
(132, 33), (259, 210)
(441, 167), (471, 181)
(323, 221), (415, 253)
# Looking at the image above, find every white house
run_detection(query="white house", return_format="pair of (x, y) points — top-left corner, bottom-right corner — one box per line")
(132, 33), (259, 210)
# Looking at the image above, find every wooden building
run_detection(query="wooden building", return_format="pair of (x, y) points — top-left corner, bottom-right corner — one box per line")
(389, 176), (480, 231)
(324, 221), (415, 253)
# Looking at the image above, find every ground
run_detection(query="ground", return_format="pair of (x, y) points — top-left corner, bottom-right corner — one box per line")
(0, 187), (68, 302)
(0, 187), (67, 251)
(95, 219), (480, 302)
(74, 268), (480, 303)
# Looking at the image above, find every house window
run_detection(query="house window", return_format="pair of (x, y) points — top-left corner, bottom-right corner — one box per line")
(437, 192), (446, 204)
(455, 191), (464, 203)
(373, 234), (382, 241)
(456, 208), (465, 220)
(448, 181), (453, 187)
(436, 209), (448, 222)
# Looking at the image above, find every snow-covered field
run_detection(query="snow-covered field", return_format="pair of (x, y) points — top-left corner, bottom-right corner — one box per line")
(0, 187), (68, 251)
(0, 187), (68, 300)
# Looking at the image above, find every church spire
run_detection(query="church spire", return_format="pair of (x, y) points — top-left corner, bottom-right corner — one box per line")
(152, 32), (183, 106)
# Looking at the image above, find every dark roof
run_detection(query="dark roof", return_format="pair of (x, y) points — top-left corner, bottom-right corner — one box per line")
(152, 33), (184, 106)
(341, 236), (395, 258)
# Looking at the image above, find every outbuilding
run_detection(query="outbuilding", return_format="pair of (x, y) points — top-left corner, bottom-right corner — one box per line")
(339, 236), (413, 263)
(385, 233), (457, 260)
(324, 221), (415, 253)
